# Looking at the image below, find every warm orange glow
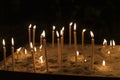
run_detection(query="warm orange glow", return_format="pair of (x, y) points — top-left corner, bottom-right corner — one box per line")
(56, 31), (59, 37)
(33, 25), (36, 29)
(29, 24), (32, 29)
(25, 49), (27, 54)
(84, 59), (87, 62)
(102, 60), (106, 66)
(74, 23), (76, 31)
(42, 30), (45, 38)
(53, 26), (55, 30)
(82, 29), (86, 33)
(39, 56), (44, 64)
(69, 22), (73, 26)
(76, 51), (79, 56)
(34, 47), (37, 52)
(107, 50), (110, 55)
(11, 37), (14, 46)
(39, 45), (42, 49)
(90, 31), (94, 38)
(2, 39), (5, 46)
(62, 27), (64, 31)
(103, 39), (107, 45)
(17, 47), (22, 52)
(30, 42), (33, 49)
(60, 30), (63, 36)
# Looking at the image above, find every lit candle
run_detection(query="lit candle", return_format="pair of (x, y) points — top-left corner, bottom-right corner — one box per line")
(60, 29), (63, 54)
(110, 40), (112, 49)
(103, 39), (107, 46)
(61, 27), (64, 48)
(16, 47), (22, 60)
(39, 56), (44, 65)
(28, 24), (32, 47)
(11, 37), (15, 71)
(2, 39), (7, 70)
(76, 51), (79, 63)
(39, 45), (42, 52)
(42, 30), (48, 72)
(56, 31), (61, 68)
(112, 40), (115, 48)
(40, 32), (43, 45)
(30, 42), (36, 72)
(52, 26), (55, 48)
(33, 25), (36, 46)
(82, 29), (86, 50)
(34, 47), (37, 54)
(69, 22), (73, 48)
(90, 31), (94, 70)
(24, 49), (27, 59)
(73, 23), (77, 51)
(102, 60), (106, 66)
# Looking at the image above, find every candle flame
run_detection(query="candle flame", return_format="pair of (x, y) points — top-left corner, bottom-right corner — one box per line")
(42, 30), (45, 38)
(74, 23), (76, 31)
(108, 50), (110, 55)
(110, 40), (112, 46)
(39, 56), (44, 64)
(53, 26), (55, 30)
(113, 40), (115, 46)
(60, 30), (63, 36)
(29, 24), (32, 29)
(82, 29), (86, 32)
(90, 31), (94, 37)
(69, 22), (73, 26)
(2, 39), (5, 46)
(62, 27), (64, 31)
(102, 60), (106, 66)
(34, 47), (37, 52)
(56, 31), (59, 37)
(11, 37), (14, 46)
(103, 39), (107, 45)
(33, 25), (36, 29)
(39, 45), (42, 49)
(17, 47), (22, 52)
(30, 42), (33, 49)
(25, 49), (27, 54)
(84, 59), (87, 62)
(76, 51), (79, 56)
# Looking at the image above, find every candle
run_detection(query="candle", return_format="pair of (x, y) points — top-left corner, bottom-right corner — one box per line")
(62, 27), (64, 48)
(90, 31), (94, 70)
(11, 37), (15, 71)
(82, 29), (86, 50)
(42, 30), (48, 72)
(103, 39), (107, 47)
(30, 42), (36, 72)
(76, 51), (79, 63)
(69, 22), (73, 48)
(16, 47), (22, 60)
(60, 29), (63, 54)
(73, 23), (77, 51)
(33, 25), (36, 46)
(28, 24), (32, 47)
(40, 32), (43, 45)
(39, 56), (44, 65)
(34, 47), (37, 54)
(24, 49), (27, 59)
(112, 40), (115, 48)
(2, 39), (7, 70)
(39, 45), (42, 52)
(52, 26), (55, 48)
(102, 60), (106, 66)
(110, 40), (112, 49)
(56, 31), (61, 68)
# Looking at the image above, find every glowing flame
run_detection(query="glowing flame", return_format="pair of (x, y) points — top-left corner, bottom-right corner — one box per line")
(39, 56), (44, 64)
(17, 47), (22, 52)
(33, 25), (36, 29)
(2, 39), (5, 46)
(113, 40), (115, 46)
(60, 29), (63, 36)
(53, 26), (55, 30)
(90, 31), (94, 38)
(39, 45), (42, 49)
(30, 42), (33, 49)
(62, 27), (64, 31)
(102, 60), (106, 66)
(34, 47), (37, 52)
(84, 59), (87, 62)
(74, 23), (76, 31)
(69, 22), (73, 26)
(103, 39), (107, 45)
(82, 29), (86, 33)
(76, 51), (79, 56)
(108, 50), (110, 55)
(29, 24), (32, 29)
(42, 30), (45, 38)
(56, 31), (59, 37)
(110, 40), (112, 46)
(25, 49), (27, 54)
(11, 37), (14, 46)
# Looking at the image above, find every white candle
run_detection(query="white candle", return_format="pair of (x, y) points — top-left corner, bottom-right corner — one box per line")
(28, 24), (32, 47)
(112, 40), (115, 48)
(61, 27), (64, 49)
(52, 26), (55, 48)
(60, 29), (63, 54)
(2, 39), (7, 70)
(82, 29), (86, 50)
(33, 25), (36, 46)
(102, 60), (106, 66)
(40, 32), (43, 45)
(73, 23), (77, 51)
(42, 30), (48, 72)
(69, 22), (73, 48)
(90, 31), (94, 70)
(11, 37), (15, 71)
(103, 39), (107, 46)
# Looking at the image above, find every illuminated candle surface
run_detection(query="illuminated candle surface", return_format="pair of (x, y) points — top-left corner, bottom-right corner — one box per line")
(52, 26), (55, 48)
(102, 60), (106, 66)
(69, 22), (73, 48)
(82, 29), (86, 50)
(28, 24), (32, 47)
(103, 39), (107, 46)
(33, 25), (36, 46)
(73, 23), (77, 51)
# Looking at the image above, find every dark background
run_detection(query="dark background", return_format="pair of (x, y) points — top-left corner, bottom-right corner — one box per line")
(0, 0), (120, 59)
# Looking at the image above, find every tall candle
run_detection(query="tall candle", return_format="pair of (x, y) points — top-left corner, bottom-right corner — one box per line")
(2, 39), (7, 70)
(56, 31), (61, 68)
(62, 27), (64, 48)
(33, 25), (36, 46)
(69, 22), (73, 48)
(52, 26), (55, 48)
(82, 29), (86, 50)
(60, 29), (63, 54)
(90, 31), (94, 70)
(42, 30), (48, 72)
(30, 42), (36, 72)
(11, 38), (15, 71)
(28, 24), (32, 47)
(40, 32), (43, 45)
